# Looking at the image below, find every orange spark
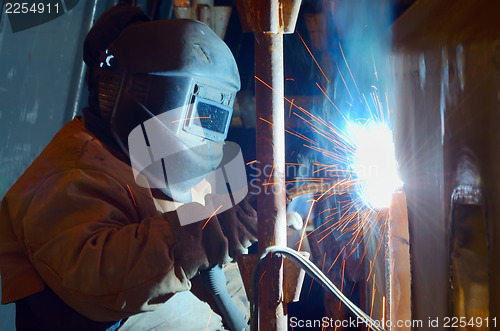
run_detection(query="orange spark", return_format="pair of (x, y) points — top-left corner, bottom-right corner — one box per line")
(382, 295), (386, 327)
(297, 31), (329, 83)
(315, 82), (350, 125)
(335, 62), (354, 101)
(339, 42), (360, 95)
(372, 52), (379, 81)
(205, 309), (213, 331)
(367, 257), (376, 282)
(264, 164), (275, 193)
(339, 259), (345, 311)
(298, 199), (316, 251)
(258, 269), (267, 287)
(126, 184), (136, 206)
(327, 246), (345, 273)
(385, 92), (390, 123)
(350, 281), (357, 297)
(240, 301), (249, 317)
(298, 181), (343, 249)
(254, 75), (300, 112)
(362, 93), (375, 120)
(202, 205), (223, 229)
(307, 277), (315, 300)
(260, 116), (318, 145)
(369, 274), (376, 329)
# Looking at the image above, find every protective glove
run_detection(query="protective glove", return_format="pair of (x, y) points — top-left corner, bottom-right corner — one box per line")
(167, 197), (257, 279)
(286, 211), (303, 230)
(217, 197), (258, 258)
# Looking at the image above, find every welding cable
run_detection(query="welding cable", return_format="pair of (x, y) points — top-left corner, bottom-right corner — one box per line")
(249, 246), (386, 331)
(200, 265), (249, 331)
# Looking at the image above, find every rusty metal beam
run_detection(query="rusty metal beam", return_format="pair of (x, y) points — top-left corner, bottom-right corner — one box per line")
(235, 0), (301, 329)
(254, 30), (287, 331)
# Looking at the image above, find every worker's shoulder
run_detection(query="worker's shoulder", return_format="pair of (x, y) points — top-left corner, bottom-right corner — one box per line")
(31, 117), (106, 172)
(43, 117), (133, 183)
(9, 118), (130, 195)
(0, 118), (108, 211)
(68, 120), (133, 181)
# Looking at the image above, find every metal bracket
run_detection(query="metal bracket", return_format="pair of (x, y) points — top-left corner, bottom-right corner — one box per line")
(235, 0), (302, 34)
(237, 252), (308, 304)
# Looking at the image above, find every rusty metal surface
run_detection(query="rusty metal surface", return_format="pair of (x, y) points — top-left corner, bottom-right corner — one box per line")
(388, 192), (411, 330)
(173, 0), (190, 7)
(283, 253), (309, 303)
(238, 252), (309, 307)
(235, 0), (302, 34)
(253, 28), (287, 254)
(236, 254), (257, 299)
(235, 1), (302, 329)
(281, 0), (301, 33)
(254, 31), (288, 331)
(233, 0), (256, 33)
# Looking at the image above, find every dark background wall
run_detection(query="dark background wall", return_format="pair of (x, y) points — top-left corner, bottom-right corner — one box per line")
(0, 1), (117, 328)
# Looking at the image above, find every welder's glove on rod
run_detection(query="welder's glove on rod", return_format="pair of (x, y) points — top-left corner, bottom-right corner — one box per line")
(286, 211), (303, 231)
(169, 197), (257, 279)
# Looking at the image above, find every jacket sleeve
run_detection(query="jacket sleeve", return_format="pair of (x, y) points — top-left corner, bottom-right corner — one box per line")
(21, 168), (196, 322)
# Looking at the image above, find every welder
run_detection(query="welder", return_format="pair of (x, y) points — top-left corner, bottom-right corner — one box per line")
(0, 2), (257, 330)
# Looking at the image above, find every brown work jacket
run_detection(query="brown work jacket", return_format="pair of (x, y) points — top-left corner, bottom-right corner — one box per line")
(0, 117), (193, 321)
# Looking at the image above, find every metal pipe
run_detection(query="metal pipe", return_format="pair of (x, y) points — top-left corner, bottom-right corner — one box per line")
(235, 1), (301, 329)
(255, 30), (287, 330)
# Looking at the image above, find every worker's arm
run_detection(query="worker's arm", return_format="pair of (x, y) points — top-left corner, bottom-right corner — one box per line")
(21, 168), (256, 322)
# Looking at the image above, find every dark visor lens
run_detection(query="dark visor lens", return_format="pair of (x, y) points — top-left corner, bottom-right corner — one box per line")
(196, 101), (230, 134)
(183, 96), (233, 141)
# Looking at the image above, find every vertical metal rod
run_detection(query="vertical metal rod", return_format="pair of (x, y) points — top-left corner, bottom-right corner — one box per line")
(255, 30), (287, 330)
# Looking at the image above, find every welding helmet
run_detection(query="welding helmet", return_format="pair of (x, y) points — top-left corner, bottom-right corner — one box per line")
(97, 19), (241, 202)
